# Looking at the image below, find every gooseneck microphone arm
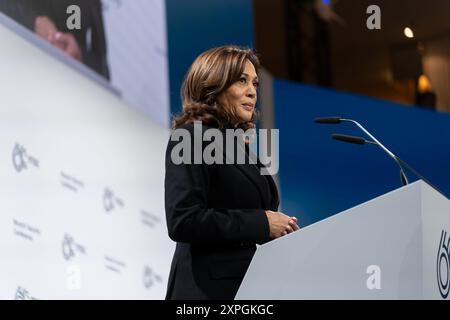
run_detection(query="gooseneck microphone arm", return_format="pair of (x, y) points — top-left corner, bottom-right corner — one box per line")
(315, 116), (409, 186)
(331, 132), (445, 196)
(332, 133), (377, 145)
(339, 118), (409, 185)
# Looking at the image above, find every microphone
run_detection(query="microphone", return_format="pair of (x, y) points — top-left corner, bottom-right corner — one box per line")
(316, 116), (409, 186)
(332, 134), (366, 145)
(314, 117), (342, 124)
(331, 132), (445, 196)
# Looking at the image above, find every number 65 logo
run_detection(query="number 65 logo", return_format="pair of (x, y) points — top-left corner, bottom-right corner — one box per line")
(437, 230), (450, 299)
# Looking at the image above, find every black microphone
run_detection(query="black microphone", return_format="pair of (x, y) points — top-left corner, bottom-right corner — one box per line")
(316, 116), (409, 186)
(314, 117), (342, 124)
(318, 116), (446, 196)
(331, 133), (445, 196)
(332, 134), (366, 145)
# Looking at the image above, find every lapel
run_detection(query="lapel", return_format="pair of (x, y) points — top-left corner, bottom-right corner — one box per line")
(214, 125), (279, 210)
(231, 136), (279, 210)
(234, 154), (270, 209)
(261, 166), (280, 210)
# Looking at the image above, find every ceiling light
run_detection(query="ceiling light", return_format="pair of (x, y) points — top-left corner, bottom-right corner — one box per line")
(404, 27), (414, 38)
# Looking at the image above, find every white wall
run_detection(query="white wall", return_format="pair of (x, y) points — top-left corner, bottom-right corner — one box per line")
(102, 0), (170, 127)
(0, 16), (174, 299)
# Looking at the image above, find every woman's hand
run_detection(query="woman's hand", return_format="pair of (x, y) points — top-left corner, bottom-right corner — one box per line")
(49, 32), (83, 61)
(34, 16), (83, 62)
(265, 210), (300, 239)
(34, 16), (58, 40)
(283, 216), (300, 236)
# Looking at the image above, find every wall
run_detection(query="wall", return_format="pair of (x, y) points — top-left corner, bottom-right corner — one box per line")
(0, 13), (173, 299)
(166, 0), (255, 120)
(274, 80), (450, 227)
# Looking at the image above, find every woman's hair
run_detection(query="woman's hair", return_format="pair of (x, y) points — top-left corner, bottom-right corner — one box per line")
(172, 45), (260, 130)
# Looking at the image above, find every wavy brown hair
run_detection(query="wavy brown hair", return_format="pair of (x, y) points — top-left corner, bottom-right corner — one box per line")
(172, 45), (260, 130)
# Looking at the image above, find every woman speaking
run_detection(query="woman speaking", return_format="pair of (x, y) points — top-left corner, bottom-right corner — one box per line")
(164, 45), (299, 300)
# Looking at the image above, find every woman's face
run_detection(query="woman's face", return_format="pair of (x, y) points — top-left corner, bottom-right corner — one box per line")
(217, 60), (259, 123)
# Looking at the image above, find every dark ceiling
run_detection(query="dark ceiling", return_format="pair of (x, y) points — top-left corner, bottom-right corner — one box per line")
(330, 0), (450, 51)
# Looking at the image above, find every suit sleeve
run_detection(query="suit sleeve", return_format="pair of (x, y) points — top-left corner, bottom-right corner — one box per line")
(164, 124), (271, 245)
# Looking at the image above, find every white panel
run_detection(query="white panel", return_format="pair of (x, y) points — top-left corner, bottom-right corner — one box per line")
(102, 0), (170, 128)
(0, 17), (174, 299)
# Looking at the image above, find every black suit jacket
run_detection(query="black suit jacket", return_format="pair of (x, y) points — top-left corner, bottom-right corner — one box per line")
(164, 123), (279, 299)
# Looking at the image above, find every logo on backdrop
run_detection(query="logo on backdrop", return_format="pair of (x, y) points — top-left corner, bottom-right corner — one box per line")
(103, 187), (125, 213)
(143, 265), (162, 289)
(12, 143), (39, 173)
(60, 172), (85, 193)
(15, 286), (37, 300)
(13, 219), (41, 242)
(62, 234), (86, 261)
(437, 230), (450, 299)
(104, 256), (126, 274)
(140, 210), (161, 229)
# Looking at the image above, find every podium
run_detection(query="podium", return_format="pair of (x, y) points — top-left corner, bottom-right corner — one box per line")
(236, 180), (450, 300)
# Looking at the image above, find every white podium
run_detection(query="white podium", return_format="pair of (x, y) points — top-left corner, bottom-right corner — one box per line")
(236, 180), (450, 300)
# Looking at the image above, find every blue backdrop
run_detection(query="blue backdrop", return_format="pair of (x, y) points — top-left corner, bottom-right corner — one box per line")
(274, 80), (450, 227)
(166, 0), (255, 122)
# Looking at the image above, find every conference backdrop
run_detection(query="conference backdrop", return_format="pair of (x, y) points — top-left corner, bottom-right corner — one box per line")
(0, 14), (173, 299)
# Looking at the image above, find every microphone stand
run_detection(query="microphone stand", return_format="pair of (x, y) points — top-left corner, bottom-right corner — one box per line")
(339, 118), (409, 186)
(331, 132), (445, 196)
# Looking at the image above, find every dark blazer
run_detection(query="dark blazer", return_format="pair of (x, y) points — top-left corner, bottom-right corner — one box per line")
(164, 122), (279, 300)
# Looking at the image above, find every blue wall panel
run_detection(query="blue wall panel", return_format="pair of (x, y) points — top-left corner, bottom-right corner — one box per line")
(274, 80), (450, 227)
(166, 0), (255, 122)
